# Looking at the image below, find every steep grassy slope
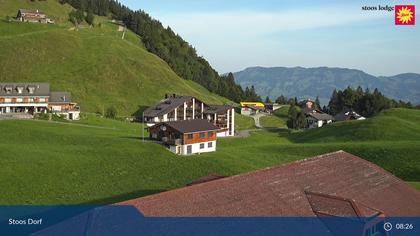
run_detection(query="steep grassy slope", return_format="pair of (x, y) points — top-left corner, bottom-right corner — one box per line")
(0, 0), (229, 116)
(291, 108), (420, 143)
(0, 21), (228, 115)
(1, 108), (419, 204)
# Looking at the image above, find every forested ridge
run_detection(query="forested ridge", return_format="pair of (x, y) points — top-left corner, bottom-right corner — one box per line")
(59, 0), (260, 102)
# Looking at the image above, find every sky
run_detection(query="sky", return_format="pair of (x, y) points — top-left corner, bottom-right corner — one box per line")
(120, 0), (419, 76)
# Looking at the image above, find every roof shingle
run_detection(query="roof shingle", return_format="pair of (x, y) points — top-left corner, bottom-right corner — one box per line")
(155, 119), (220, 134)
(119, 151), (420, 217)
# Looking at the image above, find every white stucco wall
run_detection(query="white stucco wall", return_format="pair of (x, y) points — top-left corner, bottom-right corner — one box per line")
(176, 141), (216, 155)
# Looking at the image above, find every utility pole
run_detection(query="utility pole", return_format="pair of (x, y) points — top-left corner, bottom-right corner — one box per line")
(122, 27), (126, 40)
(142, 112), (145, 142)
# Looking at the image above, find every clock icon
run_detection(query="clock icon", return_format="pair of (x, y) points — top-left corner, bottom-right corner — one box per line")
(384, 222), (393, 232)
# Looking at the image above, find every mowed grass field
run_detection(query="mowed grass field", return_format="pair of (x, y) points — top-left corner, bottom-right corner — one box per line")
(1, 108), (419, 205)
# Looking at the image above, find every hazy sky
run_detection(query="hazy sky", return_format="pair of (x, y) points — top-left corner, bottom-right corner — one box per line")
(120, 0), (419, 76)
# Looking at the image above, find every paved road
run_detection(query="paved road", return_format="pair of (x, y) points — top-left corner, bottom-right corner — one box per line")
(252, 113), (268, 128)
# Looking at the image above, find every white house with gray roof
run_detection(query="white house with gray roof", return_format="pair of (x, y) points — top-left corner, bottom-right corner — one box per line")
(0, 83), (79, 120)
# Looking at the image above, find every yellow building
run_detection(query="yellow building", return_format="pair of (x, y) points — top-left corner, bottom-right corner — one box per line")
(239, 102), (265, 108)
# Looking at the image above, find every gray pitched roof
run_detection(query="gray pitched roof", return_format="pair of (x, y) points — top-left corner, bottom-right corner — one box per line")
(308, 112), (334, 121)
(0, 83), (50, 96)
(143, 96), (194, 117)
(204, 105), (233, 114)
(302, 107), (317, 114)
(158, 120), (220, 134)
(334, 108), (364, 121)
(49, 92), (72, 103)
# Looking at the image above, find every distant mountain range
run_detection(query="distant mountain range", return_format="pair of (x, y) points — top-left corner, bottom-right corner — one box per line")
(234, 67), (420, 105)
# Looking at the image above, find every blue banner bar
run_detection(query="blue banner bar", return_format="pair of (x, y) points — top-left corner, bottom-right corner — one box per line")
(0, 206), (419, 236)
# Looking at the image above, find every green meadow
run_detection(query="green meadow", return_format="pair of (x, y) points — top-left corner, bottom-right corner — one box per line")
(260, 105), (289, 128)
(1, 108), (419, 205)
(0, 19), (229, 116)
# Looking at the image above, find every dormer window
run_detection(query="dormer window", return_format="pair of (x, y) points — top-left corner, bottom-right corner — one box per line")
(27, 86), (35, 94)
(16, 86), (24, 94)
(5, 86), (12, 94)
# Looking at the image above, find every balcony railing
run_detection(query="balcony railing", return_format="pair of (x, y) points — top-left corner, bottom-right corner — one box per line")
(163, 138), (182, 145)
(0, 100), (48, 104)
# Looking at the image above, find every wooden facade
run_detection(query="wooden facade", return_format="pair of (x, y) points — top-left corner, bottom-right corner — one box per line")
(148, 120), (219, 155)
(183, 131), (216, 145)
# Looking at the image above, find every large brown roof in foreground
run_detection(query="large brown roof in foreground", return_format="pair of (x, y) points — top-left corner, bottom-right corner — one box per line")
(119, 151), (420, 217)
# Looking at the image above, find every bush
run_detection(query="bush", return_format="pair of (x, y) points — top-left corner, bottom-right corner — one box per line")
(35, 113), (50, 120)
(69, 10), (85, 26)
(51, 114), (67, 121)
(105, 106), (117, 119)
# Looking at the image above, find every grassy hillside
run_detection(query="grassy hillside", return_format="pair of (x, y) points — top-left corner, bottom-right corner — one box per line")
(291, 108), (420, 143)
(0, 1), (229, 116)
(260, 105), (289, 128)
(235, 113), (256, 130)
(1, 108), (419, 204)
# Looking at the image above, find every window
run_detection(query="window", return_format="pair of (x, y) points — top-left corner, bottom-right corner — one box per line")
(208, 131), (213, 137)
(200, 143), (205, 149)
(5, 87), (12, 94)
(199, 132), (205, 138)
(208, 142), (213, 148)
(27, 86), (35, 94)
(187, 134), (193, 139)
(16, 87), (24, 94)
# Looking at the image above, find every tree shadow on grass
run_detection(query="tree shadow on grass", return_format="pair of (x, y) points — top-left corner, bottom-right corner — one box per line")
(121, 136), (147, 140)
(131, 105), (150, 120)
(85, 189), (167, 205)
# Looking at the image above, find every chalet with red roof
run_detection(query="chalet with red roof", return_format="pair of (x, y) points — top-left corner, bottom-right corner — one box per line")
(16, 9), (53, 24)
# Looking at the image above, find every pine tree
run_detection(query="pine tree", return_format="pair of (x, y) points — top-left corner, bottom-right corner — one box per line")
(275, 95), (288, 104)
(328, 89), (340, 115)
(85, 9), (95, 25)
(315, 96), (321, 110)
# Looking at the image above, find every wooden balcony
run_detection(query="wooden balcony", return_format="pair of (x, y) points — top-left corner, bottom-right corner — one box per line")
(162, 137), (182, 146)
